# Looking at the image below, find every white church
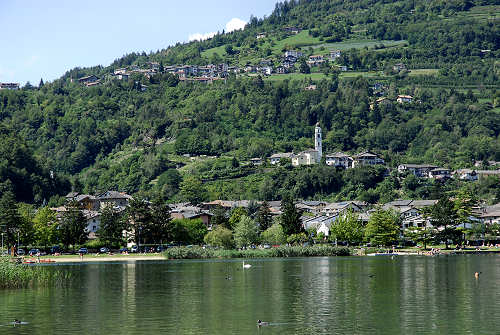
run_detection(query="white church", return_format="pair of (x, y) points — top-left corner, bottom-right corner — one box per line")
(291, 123), (322, 166)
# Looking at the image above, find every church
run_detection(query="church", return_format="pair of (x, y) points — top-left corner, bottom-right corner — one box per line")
(291, 123), (322, 166)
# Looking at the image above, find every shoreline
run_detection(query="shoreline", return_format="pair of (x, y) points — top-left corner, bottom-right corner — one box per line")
(21, 254), (165, 263)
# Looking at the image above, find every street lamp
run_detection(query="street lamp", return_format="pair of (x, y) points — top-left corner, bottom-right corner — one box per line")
(1, 232), (4, 251)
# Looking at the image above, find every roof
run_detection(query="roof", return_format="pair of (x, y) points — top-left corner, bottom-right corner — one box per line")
(384, 200), (413, 207)
(75, 194), (96, 202)
(481, 211), (500, 218)
(353, 151), (378, 158)
(399, 164), (437, 169)
(270, 152), (293, 159)
(97, 191), (132, 200)
(397, 95), (413, 99)
(325, 152), (352, 159)
(430, 168), (450, 172)
(66, 192), (79, 198)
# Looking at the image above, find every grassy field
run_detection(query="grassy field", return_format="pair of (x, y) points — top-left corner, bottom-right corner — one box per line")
(271, 30), (322, 53)
(311, 39), (406, 51)
(264, 71), (385, 81)
(201, 45), (228, 59)
(407, 69), (439, 76)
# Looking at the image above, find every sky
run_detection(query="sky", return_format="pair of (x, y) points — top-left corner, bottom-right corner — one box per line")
(0, 0), (279, 85)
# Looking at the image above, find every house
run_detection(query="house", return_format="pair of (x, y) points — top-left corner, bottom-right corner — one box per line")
(330, 50), (341, 60)
(322, 202), (362, 216)
(397, 95), (413, 103)
(78, 75), (99, 84)
(97, 191), (132, 209)
(284, 50), (303, 58)
(476, 170), (500, 178)
(304, 84), (317, 91)
(453, 169), (478, 181)
(481, 210), (500, 225)
(283, 26), (301, 34)
(307, 55), (324, 66)
(0, 83), (20, 90)
(83, 210), (101, 239)
(369, 97), (390, 110)
(171, 209), (213, 228)
(256, 33), (266, 39)
(269, 152), (293, 165)
(302, 215), (337, 236)
(292, 149), (319, 166)
(114, 73), (129, 80)
(338, 65), (348, 71)
(325, 152), (353, 169)
(260, 59), (273, 66)
(85, 80), (101, 87)
(398, 164), (438, 178)
(428, 168), (451, 179)
(352, 152), (384, 167)
(75, 194), (99, 211)
(260, 66), (272, 75)
(275, 66), (287, 74)
(393, 63), (407, 72)
(250, 158), (263, 166)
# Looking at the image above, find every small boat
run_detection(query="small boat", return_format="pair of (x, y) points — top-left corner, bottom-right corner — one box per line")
(39, 259), (55, 263)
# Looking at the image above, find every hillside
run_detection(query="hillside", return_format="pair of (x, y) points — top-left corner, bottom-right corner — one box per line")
(0, 0), (499, 204)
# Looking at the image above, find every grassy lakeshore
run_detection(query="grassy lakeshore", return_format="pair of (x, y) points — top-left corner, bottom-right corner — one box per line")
(162, 245), (350, 259)
(0, 255), (69, 289)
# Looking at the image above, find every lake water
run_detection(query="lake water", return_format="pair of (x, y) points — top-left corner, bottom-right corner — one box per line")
(1, 255), (499, 334)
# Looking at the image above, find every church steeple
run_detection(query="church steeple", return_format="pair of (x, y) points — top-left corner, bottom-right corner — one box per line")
(315, 122), (322, 162)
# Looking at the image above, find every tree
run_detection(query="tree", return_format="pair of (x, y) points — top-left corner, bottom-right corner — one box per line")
(39, 78), (44, 88)
(233, 215), (259, 248)
(364, 209), (400, 246)
(423, 196), (461, 249)
(59, 200), (87, 250)
(204, 226), (234, 249)
(404, 226), (433, 250)
(150, 197), (173, 244)
(97, 205), (126, 247)
(229, 207), (247, 229)
(127, 197), (152, 246)
(256, 201), (273, 232)
(280, 194), (303, 236)
(179, 176), (206, 205)
(261, 223), (286, 245)
(0, 191), (22, 250)
(299, 58), (310, 73)
(172, 218), (207, 245)
(330, 210), (364, 245)
(33, 207), (58, 247)
(18, 203), (36, 247)
(211, 205), (229, 229)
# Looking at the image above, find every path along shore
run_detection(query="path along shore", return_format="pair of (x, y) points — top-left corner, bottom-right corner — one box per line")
(20, 254), (165, 263)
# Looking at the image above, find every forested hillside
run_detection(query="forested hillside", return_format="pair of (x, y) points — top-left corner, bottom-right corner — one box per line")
(0, 0), (499, 205)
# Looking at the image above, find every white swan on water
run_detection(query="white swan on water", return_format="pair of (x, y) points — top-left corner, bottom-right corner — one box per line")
(243, 261), (252, 269)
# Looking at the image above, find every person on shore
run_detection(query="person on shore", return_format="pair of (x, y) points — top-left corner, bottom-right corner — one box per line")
(79, 252), (83, 260)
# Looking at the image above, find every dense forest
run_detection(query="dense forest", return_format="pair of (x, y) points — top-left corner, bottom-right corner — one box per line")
(0, 0), (498, 205)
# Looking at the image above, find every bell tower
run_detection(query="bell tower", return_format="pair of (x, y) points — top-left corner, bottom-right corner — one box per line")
(315, 122), (322, 162)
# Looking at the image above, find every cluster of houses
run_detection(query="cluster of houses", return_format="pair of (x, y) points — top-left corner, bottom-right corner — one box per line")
(54, 189), (500, 244)
(250, 123), (500, 182)
(0, 82), (20, 90)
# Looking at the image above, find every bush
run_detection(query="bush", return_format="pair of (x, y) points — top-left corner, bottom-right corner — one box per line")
(163, 245), (350, 259)
(0, 255), (70, 289)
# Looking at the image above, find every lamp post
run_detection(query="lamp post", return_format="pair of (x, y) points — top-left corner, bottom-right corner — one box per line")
(1, 232), (4, 251)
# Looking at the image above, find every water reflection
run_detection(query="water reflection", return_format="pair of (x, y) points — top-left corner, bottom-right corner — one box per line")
(1, 256), (500, 334)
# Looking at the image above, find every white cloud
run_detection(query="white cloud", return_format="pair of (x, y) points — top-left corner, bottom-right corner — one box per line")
(188, 31), (216, 42)
(225, 17), (246, 32)
(188, 17), (247, 42)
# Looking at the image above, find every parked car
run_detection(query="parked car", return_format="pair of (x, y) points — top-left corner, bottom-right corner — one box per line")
(78, 247), (88, 254)
(29, 248), (41, 256)
(17, 248), (26, 255)
(157, 245), (167, 252)
(130, 245), (138, 253)
(99, 247), (109, 253)
(119, 247), (129, 253)
(50, 246), (61, 254)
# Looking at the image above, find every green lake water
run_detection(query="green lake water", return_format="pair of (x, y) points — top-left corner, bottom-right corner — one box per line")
(1, 255), (499, 334)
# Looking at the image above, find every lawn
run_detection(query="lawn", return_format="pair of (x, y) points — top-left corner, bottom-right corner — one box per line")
(407, 69), (439, 76)
(271, 30), (322, 53)
(201, 45), (228, 59)
(311, 39), (406, 52)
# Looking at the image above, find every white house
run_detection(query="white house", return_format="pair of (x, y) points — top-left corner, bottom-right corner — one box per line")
(352, 152), (385, 167)
(428, 168), (451, 179)
(270, 152), (293, 165)
(398, 164), (438, 178)
(325, 152), (353, 168)
(292, 149), (319, 166)
(307, 55), (324, 66)
(302, 215), (337, 236)
(397, 95), (413, 103)
(453, 169), (478, 181)
(83, 210), (101, 239)
(284, 50), (303, 58)
(330, 50), (341, 60)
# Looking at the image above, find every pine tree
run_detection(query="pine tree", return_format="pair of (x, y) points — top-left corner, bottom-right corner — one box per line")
(39, 78), (44, 88)
(280, 194), (303, 236)
(59, 200), (87, 250)
(0, 191), (21, 250)
(256, 201), (273, 232)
